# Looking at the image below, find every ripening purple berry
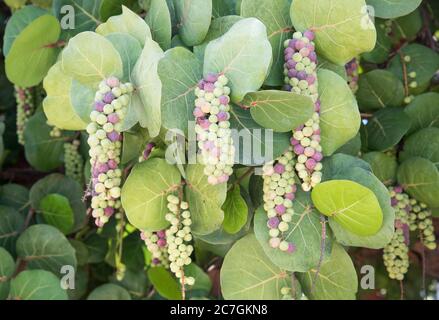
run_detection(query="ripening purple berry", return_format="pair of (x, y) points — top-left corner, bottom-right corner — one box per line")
(315, 101), (321, 112)
(217, 111), (228, 122)
(309, 51), (317, 62)
(204, 141), (215, 150)
(107, 131), (121, 142)
(305, 158), (317, 170)
(204, 73), (218, 83)
(152, 258), (161, 265)
(95, 101), (105, 112)
(300, 47), (310, 57)
(288, 39), (297, 48)
(219, 95), (230, 105)
(284, 47), (294, 55)
(218, 175), (229, 184)
(295, 40), (305, 50)
(307, 75), (316, 85)
(106, 77), (120, 88)
(107, 113), (119, 124)
(275, 204), (286, 215)
(274, 163), (285, 174)
(108, 159), (118, 169)
(204, 82), (215, 93)
(290, 137), (300, 146)
(97, 163), (109, 174)
(287, 243), (297, 253)
(104, 207), (114, 217)
(198, 80), (206, 89)
(294, 144), (305, 155)
(285, 192), (295, 200)
(285, 52), (293, 60)
(95, 219), (104, 228)
(268, 217), (280, 229)
(297, 71), (307, 80)
(312, 152), (323, 162)
(157, 230), (166, 238)
(140, 232), (146, 241)
(103, 92), (115, 104)
(284, 85), (292, 92)
(288, 69), (298, 78)
(391, 198), (398, 206)
(394, 186), (403, 193)
(157, 239), (167, 248)
(193, 107), (204, 118)
(198, 118), (210, 130)
(304, 30), (315, 41)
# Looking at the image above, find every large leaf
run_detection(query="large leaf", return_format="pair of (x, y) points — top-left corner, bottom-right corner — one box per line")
(356, 70), (405, 111)
(0, 247), (14, 300)
(131, 37), (164, 137)
(319, 69), (361, 156)
(70, 80), (95, 124)
(0, 184), (29, 214)
(184, 164), (226, 235)
(254, 190), (332, 272)
(87, 283), (131, 300)
(39, 194), (75, 234)
(3, 5), (48, 56)
(61, 31), (123, 86)
(121, 158), (182, 231)
(366, 0), (422, 19)
(241, 0), (292, 86)
(222, 186), (248, 234)
(100, 0), (139, 21)
(244, 90), (314, 133)
(96, 5), (151, 46)
(147, 267), (181, 300)
(221, 233), (291, 300)
(159, 47), (203, 134)
(362, 19), (392, 64)
(9, 270), (68, 300)
(361, 108), (411, 151)
(5, 15), (61, 87)
(16, 224), (77, 274)
(212, 0), (237, 17)
(404, 92), (439, 134)
(43, 62), (88, 130)
(229, 104), (291, 166)
(290, 0), (376, 65)
(297, 243), (358, 300)
(397, 157), (439, 208)
(362, 152), (398, 185)
(0, 206), (24, 254)
(174, 0), (212, 46)
(400, 127), (439, 168)
(145, 0), (172, 50)
(24, 112), (75, 172)
(203, 18), (272, 103)
(312, 180), (383, 236)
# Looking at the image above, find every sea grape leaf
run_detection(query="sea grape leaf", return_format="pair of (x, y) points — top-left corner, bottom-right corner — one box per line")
(365, 0), (422, 19)
(212, 0), (237, 17)
(121, 158), (181, 231)
(356, 70), (405, 111)
(145, 0), (172, 50)
(254, 189), (333, 272)
(16, 224), (77, 275)
(220, 233), (291, 300)
(131, 37), (164, 137)
(397, 157), (439, 208)
(203, 18), (272, 103)
(361, 108), (411, 151)
(0, 184), (29, 214)
(335, 133), (362, 157)
(174, 0), (212, 46)
(39, 193), (75, 234)
(244, 90), (314, 133)
(100, 0), (140, 21)
(400, 127), (439, 168)
(5, 15), (61, 87)
(0, 206), (24, 255)
(297, 243), (358, 300)
(291, 0), (376, 65)
(70, 79), (95, 124)
(318, 56), (347, 80)
(0, 247), (14, 300)
(9, 270), (68, 300)
(362, 152), (398, 186)
(312, 180), (383, 236)
(222, 185), (248, 234)
(404, 93), (439, 134)
(241, 0), (293, 86)
(87, 283), (131, 300)
(362, 19), (392, 64)
(158, 47), (202, 135)
(184, 164), (227, 235)
(96, 5), (151, 46)
(318, 69), (361, 156)
(147, 267), (181, 300)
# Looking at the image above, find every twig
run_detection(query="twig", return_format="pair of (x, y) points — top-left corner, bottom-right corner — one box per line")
(398, 51), (410, 97)
(311, 215), (327, 293)
(419, 230), (427, 299)
(400, 280), (405, 300)
(228, 167), (254, 192)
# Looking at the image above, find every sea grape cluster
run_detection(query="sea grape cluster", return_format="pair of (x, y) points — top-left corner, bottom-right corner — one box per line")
(283, 31), (323, 192)
(86, 77), (133, 227)
(49, 125), (62, 138)
(139, 142), (155, 162)
(262, 149), (297, 254)
(141, 229), (169, 268)
(408, 198), (437, 250)
(194, 73), (234, 185)
(383, 186), (411, 281)
(15, 86), (35, 145)
(64, 139), (83, 184)
(345, 58), (360, 93)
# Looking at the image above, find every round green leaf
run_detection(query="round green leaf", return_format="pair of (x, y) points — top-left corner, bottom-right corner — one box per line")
(84, 234), (108, 264)
(356, 70), (405, 111)
(0, 184), (29, 214)
(221, 233), (291, 300)
(254, 189), (333, 272)
(362, 19), (392, 64)
(3, 5), (48, 56)
(159, 47), (203, 135)
(96, 5), (151, 46)
(174, 0), (212, 46)
(0, 206), (24, 254)
(87, 283), (131, 300)
(245, 90), (314, 133)
(400, 127), (439, 167)
(318, 56), (347, 80)
(311, 180), (383, 236)
(297, 243), (358, 300)
(335, 133), (362, 157)
(184, 164), (226, 235)
(0, 247), (15, 300)
(361, 107), (411, 151)
(145, 0), (172, 50)
(241, 0), (293, 86)
(184, 263), (212, 296)
(131, 37), (164, 137)
(16, 224), (77, 274)
(404, 92), (439, 134)
(319, 69), (361, 156)
(222, 185), (248, 234)
(100, 0), (139, 21)
(147, 267), (181, 300)
(61, 31), (123, 86)
(30, 173), (87, 232)
(69, 239), (89, 267)
(5, 15), (61, 87)
(9, 270), (68, 300)
(390, 9), (423, 45)
(397, 157), (439, 208)
(322, 153), (372, 180)
(362, 151), (398, 185)
(388, 44), (439, 95)
(212, 0), (237, 17)
(203, 18), (272, 103)
(43, 62), (88, 130)
(291, 0), (376, 65)
(121, 158), (182, 231)
(365, 0), (422, 19)
(39, 194), (75, 234)
(71, 79), (95, 124)
(4, 0), (27, 10)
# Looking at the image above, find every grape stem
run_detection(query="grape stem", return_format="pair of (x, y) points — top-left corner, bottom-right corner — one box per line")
(311, 215), (327, 293)
(398, 51), (410, 97)
(228, 167), (254, 192)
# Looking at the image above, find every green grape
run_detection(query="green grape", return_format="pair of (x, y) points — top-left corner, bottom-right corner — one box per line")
(64, 140), (84, 184)
(15, 86), (35, 145)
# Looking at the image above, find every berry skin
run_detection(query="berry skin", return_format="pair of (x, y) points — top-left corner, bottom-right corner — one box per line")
(194, 73), (234, 185)
(15, 86), (35, 145)
(88, 78), (131, 228)
(64, 139), (84, 184)
(345, 58), (360, 94)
